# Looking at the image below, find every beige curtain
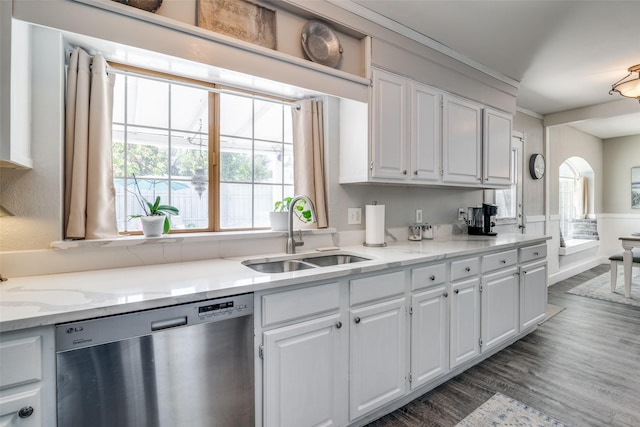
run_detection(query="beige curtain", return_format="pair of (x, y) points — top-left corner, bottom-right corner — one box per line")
(64, 48), (118, 239)
(292, 99), (328, 228)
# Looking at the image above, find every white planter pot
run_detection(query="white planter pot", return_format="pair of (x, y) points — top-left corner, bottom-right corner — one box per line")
(141, 216), (165, 237)
(269, 212), (289, 231)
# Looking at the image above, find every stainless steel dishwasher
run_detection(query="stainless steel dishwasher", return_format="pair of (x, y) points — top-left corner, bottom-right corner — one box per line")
(55, 293), (254, 427)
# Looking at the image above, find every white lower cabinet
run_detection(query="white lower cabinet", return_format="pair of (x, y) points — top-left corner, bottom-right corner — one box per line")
(0, 326), (54, 427)
(349, 297), (407, 420)
(263, 314), (347, 427)
(449, 277), (481, 369)
(410, 285), (448, 389)
(520, 260), (548, 330)
(481, 268), (519, 353)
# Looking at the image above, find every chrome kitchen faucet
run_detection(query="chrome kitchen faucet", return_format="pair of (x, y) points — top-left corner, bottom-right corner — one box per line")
(286, 195), (317, 254)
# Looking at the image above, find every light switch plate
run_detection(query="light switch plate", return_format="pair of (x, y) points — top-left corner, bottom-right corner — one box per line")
(416, 209), (423, 224)
(348, 208), (362, 225)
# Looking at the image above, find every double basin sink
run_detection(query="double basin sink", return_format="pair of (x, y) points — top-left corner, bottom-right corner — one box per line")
(243, 253), (371, 273)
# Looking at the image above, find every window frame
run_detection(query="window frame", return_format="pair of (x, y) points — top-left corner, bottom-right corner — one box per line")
(109, 62), (296, 235)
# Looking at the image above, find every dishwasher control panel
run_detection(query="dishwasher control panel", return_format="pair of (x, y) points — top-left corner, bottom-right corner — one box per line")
(56, 293), (254, 352)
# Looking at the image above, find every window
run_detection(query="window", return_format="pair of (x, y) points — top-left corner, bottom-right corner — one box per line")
(559, 160), (579, 238)
(495, 146), (518, 220)
(111, 67), (294, 233)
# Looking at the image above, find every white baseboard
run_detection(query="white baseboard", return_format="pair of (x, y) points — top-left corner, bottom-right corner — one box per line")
(549, 256), (608, 285)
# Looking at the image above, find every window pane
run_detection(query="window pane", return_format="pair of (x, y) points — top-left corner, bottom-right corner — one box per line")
(254, 140), (283, 184)
(254, 184), (279, 228)
(220, 183), (253, 229)
(171, 85), (208, 132)
(170, 131), (209, 183)
(283, 143), (294, 185)
(113, 76), (125, 123)
(112, 124), (125, 178)
(283, 106), (293, 143)
(127, 77), (169, 128)
(254, 100), (283, 141)
(220, 94), (252, 138)
(220, 137), (253, 183)
(171, 185), (208, 230)
(125, 127), (170, 178)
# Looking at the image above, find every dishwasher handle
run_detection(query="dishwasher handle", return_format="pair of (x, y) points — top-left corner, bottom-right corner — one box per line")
(151, 317), (187, 331)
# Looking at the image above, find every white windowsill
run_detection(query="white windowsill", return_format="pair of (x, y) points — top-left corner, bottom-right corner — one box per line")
(559, 239), (599, 256)
(51, 228), (337, 250)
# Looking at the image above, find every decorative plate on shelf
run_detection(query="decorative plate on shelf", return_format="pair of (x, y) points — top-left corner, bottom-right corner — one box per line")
(301, 20), (343, 68)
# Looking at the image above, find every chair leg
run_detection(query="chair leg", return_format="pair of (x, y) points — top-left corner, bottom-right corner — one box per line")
(611, 261), (618, 293)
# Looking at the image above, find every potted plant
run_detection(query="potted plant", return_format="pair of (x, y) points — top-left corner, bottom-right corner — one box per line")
(129, 177), (180, 237)
(270, 197), (312, 231)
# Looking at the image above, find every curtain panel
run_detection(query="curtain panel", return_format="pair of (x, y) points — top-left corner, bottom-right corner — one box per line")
(64, 48), (118, 239)
(292, 99), (328, 228)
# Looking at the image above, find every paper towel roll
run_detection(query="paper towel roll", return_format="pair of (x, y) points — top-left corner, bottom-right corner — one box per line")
(365, 204), (385, 246)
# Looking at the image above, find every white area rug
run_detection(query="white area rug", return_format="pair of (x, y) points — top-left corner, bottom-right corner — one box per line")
(456, 393), (569, 427)
(567, 269), (640, 307)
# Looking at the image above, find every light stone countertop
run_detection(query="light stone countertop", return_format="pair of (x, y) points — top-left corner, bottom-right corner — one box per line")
(0, 234), (550, 332)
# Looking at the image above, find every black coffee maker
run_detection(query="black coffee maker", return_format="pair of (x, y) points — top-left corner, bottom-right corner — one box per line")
(482, 203), (498, 236)
(467, 203), (498, 236)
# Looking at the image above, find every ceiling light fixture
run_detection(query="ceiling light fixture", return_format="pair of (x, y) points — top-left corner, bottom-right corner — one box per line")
(610, 64), (640, 102)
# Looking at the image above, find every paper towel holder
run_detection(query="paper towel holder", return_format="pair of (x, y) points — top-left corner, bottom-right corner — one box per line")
(364, 242), (387, 247)
(363, 201), (387, 247)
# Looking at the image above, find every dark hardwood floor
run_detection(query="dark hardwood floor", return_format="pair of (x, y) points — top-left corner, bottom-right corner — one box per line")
(367, 264), (640, 427)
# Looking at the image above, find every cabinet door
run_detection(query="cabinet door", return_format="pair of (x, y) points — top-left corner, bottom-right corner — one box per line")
(350, 297), (406, 420)
(263, 314), (347, 427)
(481, 269), (519, 353)
(442, 95), (482, 185)
(0, 388), (41, 427)
(449, 277), (480, 369)
(411, 82), (441, 182)
(410, 285), (448, 389)
(520, 262), (548, 330)
(371, 69), (409, 180)
(483, 108), (513, 186)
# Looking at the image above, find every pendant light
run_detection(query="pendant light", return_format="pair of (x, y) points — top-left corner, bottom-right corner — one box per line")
(609, 64), (640, 102)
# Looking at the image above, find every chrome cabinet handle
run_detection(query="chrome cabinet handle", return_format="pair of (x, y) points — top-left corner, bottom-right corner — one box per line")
(443, 292), (448, 298)
(500, 259), (506, 264)
(19, 407), (34, 419)
(465, 266), (471, 272)
(454, 289), (459, 294)
(533, 252), (539, 256)
(354, 317), (361, 324)
(430, 275), (436, 281)
(403, 170), (407, 175)
(335, 321), (342, 329)
(414, 170), (418, 175)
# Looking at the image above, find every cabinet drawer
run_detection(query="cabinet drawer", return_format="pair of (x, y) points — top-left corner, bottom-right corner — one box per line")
(411, 263), (446, 291)
(520, 244), (547, 263)
(350, 271), (405, 306)
(450, 257), (480, 281)
(262, 281), (341, 327)
(482, 249), (518, 273)
(0, 336), (41, 389)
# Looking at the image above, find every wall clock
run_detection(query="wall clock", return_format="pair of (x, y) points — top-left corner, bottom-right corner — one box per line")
(529, 153), (545, 179)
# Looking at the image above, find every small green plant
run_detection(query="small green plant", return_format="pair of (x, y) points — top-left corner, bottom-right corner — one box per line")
(128, 176), (180, 234)
(274, 197), (312, 223)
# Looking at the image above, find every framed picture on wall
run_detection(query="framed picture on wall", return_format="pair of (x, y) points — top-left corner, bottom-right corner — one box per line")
(632, 167), (640, 209)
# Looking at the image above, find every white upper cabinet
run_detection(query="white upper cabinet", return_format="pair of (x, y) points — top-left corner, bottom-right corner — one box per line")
(371, 68), (409, 180)
(411, 82), (441, 182)
(341, 67), (512, 188)
(442, 95), (482, 186)
(483, 107), (513, 186)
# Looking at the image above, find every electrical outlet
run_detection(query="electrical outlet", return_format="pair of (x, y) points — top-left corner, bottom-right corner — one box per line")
(458, 208), (466, 221)
(348, 208), (362, 225)
(416, 209), (423, 224)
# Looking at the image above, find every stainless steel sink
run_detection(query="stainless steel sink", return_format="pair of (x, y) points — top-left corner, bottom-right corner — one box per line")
(242, 253), (371, 273)
(242, 259), (316, 273)
(302, 254), (370, 267)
